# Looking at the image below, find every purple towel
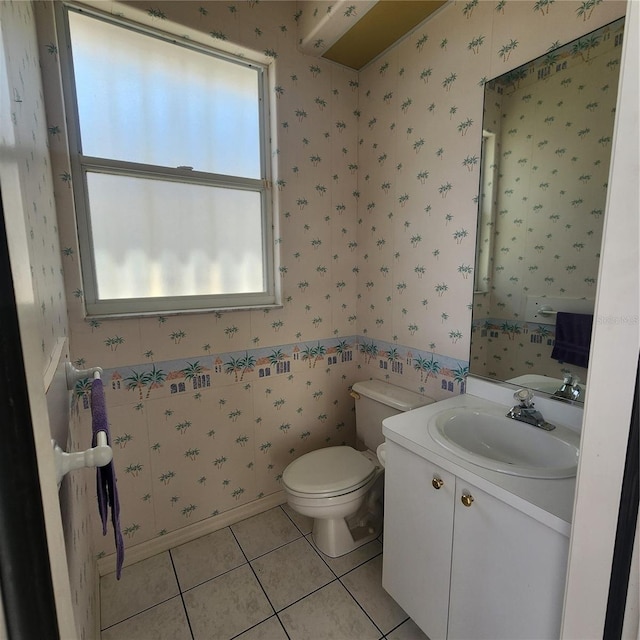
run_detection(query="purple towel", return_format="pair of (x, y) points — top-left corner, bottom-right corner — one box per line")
(91, 377), (125, 579)
(551, 312), (594, 369)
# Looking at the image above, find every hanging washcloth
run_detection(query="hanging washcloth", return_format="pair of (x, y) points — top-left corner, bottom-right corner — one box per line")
(551, 312), (594, 369)
(91, 377), (124, 579)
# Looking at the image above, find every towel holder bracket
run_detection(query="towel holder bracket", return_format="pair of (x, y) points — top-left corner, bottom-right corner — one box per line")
(525, 295), (595, 324)
(52, 433), (113, 487)
(65, 362), (103, 390)
(55, 363), (112, 488)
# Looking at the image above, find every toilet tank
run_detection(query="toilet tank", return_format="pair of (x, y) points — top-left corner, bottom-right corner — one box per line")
(351, 380), (433, 451)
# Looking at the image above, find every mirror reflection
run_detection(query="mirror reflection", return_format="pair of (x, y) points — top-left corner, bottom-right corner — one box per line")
(470, 18), (624, 402)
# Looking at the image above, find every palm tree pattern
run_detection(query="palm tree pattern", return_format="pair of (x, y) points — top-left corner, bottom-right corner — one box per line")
(472, 18), (623, 382)
(34, 0), (625, 560)
(3, 1), (90, 633)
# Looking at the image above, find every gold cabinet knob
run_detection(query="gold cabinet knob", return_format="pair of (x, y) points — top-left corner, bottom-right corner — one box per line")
(432, 477), (444, 490)
(461, 493), (474, 507)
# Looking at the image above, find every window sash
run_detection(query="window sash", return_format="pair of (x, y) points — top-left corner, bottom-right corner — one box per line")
(78, 159), (270, 313)
(67, 8), (263, 178)
(56, 3), (275, 316)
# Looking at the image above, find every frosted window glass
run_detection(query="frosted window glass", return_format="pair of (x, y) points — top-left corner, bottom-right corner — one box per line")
(69, 11), (261, 178)
(86, 173), (264, 300)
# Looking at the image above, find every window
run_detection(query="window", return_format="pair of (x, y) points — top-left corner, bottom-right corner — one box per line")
(58, 5), (275, 315)
(474, 131), (497, 293)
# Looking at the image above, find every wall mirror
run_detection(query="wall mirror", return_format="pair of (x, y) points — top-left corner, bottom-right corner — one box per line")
(470, 17), (624, 403)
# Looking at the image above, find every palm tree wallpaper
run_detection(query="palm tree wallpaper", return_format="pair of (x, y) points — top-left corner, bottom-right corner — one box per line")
(32, 0), (626, 563)
(472, 16), (623, 382)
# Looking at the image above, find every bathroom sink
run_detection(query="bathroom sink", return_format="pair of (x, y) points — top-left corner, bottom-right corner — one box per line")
(427, 407), (579, 478)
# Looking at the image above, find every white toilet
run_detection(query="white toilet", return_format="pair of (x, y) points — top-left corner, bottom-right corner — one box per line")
(282, 379), (433, 557)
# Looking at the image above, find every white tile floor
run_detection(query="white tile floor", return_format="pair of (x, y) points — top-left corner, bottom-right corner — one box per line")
(100, 505), (428, 640)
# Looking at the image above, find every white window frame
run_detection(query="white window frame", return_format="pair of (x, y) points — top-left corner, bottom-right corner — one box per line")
(474, 130), (497, 294)
(56, 3), (276, 317)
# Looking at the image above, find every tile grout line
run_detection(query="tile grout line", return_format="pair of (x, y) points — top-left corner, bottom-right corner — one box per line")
(274, 577), (340, 614)
(228, 526), (290, 639)
(231, 509), (349, 638)
(269, 512), (390, 636)
(335, 548), (384, 579)
(279, 505), (344, 581)
(279, 504), (395, 636)
(338, 575), (387, 640)
(168, 548), (196, 640)
(385, 617), (412, 638)
(232, 507), (310, 563)
(304, 531), (385, 581)
(228, 613), (288, 640)
(335, 544), (410, 638)
(99, 594), (181, 633)
(176, 555), (248, 596)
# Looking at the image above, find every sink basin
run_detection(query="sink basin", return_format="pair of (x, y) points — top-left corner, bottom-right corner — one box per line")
(427, 406), (579, 478)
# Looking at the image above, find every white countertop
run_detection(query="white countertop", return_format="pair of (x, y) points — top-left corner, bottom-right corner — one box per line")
(382, 392), (580, 537)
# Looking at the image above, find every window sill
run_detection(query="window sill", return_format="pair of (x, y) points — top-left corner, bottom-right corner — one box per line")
(84, 303), (284, 321)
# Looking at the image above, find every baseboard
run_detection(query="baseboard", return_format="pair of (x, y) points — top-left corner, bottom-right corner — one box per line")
(97, 491), (287, 577)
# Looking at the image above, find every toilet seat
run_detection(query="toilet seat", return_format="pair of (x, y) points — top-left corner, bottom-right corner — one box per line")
(282, 446), (377, 499)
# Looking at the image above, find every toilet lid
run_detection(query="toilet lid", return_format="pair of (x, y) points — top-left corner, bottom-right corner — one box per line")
(283, 446), (376, 496)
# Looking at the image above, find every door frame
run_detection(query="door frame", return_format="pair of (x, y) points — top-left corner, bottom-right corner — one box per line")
(0, 192), (61, 638)
(561, 0), (640, 636)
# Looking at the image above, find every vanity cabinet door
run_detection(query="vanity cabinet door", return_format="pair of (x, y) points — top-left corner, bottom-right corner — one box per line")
(448, 480), (569, 640)
(382, 441), (455, 640)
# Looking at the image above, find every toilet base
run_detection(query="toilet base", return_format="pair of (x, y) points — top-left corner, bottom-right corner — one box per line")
(311, 476), (383, 557)
(312, 511), (382, 558)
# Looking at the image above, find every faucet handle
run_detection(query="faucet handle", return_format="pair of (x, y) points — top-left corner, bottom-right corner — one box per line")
(514, 387), (535, 407)
(570, 377), (582, 400)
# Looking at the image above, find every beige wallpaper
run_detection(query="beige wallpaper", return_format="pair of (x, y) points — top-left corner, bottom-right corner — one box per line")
(1, 1), (96, 637)
(472, 18), (622, 382)
(356, 0), (623, 377)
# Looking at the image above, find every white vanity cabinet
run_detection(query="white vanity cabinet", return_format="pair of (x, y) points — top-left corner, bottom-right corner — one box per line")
(383, 439), (456, 639)
(383, 440), (569, 640)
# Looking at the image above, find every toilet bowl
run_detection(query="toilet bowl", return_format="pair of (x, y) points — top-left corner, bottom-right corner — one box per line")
(282, 447), (384, 557)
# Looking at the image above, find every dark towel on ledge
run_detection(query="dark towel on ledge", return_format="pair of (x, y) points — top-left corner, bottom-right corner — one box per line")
(91, 377), (125, 579)
(551, 312), (594, 369)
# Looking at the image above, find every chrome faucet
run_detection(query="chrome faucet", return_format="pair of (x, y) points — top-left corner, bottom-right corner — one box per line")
(507, 388), (556, 431)
(552, 374), (581, 402)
